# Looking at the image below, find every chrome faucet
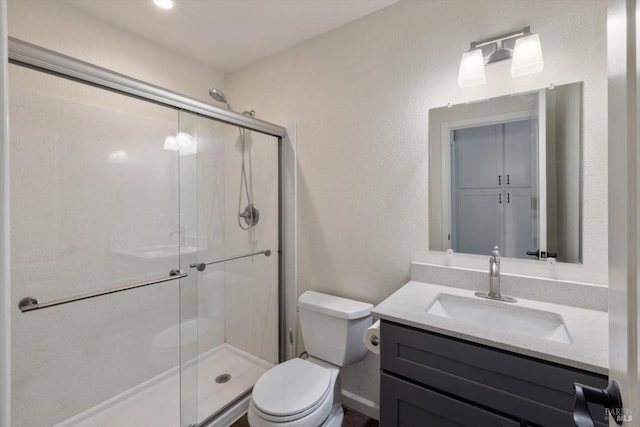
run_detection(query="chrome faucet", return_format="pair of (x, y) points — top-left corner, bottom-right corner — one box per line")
(489, 246), (501, 297)
(475, 246), (516, 303)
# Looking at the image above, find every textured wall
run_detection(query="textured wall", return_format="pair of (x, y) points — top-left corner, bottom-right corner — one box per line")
(225, 0), (607, 411)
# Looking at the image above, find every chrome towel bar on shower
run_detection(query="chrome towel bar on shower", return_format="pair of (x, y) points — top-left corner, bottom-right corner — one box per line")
(190, 249), (271, 272)
(18, 269), (187, 313)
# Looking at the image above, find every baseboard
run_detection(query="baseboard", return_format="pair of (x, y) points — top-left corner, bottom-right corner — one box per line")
(341, 389), (379, 421)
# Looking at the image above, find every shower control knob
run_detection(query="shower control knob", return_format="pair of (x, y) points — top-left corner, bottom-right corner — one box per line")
(239, 204), (260, 227)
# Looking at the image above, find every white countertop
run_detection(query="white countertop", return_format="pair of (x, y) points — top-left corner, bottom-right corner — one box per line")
(372, 281), (608, 375)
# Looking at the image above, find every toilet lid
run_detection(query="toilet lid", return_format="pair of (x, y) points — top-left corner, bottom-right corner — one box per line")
(252, 358), (331, 418)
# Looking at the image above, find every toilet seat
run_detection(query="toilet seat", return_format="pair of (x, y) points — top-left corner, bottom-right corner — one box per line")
(252, 358), (332, 423)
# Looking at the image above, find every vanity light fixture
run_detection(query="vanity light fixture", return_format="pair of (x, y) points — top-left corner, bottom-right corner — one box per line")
(457, 26), (544, 88)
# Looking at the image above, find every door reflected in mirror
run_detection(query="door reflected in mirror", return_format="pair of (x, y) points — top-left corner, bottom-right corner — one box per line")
(429, 82), (582, 263)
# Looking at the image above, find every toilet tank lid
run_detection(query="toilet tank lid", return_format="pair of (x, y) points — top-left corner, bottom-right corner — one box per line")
(298, 291), (373, 319)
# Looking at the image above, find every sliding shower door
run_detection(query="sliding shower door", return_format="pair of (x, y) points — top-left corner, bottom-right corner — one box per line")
(10, 46), (283, 427)
(180, 110), (280, 424)
(9, 64), (198, 427)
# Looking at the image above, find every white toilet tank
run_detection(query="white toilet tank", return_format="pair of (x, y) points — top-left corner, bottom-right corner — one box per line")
(298, 291), (373, 367)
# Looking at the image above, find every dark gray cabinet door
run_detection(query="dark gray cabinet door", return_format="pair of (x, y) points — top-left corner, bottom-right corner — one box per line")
(381, 373), (520, 427)
(380, 321), (608, 426)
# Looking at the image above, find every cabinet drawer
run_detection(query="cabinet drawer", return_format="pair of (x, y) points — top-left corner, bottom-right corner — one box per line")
(381, 372), (520, 427)
(381, 321), (608, 426)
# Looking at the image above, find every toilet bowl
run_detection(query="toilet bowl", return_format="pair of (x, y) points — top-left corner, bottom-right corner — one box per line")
(248, 358), (343, 427)
(247, 291), (372, 427)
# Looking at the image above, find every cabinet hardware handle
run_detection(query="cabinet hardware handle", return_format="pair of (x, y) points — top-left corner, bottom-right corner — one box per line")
(507, 193), (510, 203)
(498, 175), (501, 185)
(498, 193), (502, 204)
(507, 174), (510, 185)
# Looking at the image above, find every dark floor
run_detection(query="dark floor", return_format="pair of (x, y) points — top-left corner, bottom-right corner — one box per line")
(231, 406), (379, 427)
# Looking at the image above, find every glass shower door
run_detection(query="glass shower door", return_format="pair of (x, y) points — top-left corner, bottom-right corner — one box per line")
(177, 111), (199, 427)
(10, 55), (281, 427)
(180, 109), (280, 424)
(9, 63), (198, 427)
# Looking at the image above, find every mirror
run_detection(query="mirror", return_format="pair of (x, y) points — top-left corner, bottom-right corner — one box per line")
(429, 82), (582, 263)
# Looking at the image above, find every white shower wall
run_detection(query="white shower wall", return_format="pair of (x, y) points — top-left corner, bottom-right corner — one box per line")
(186, 111), (281, 366)
(194, 118), (229, 355)
(223, 130), (280, 365)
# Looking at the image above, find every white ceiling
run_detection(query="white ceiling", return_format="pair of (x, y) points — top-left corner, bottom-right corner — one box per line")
(62, 0), (399, 73)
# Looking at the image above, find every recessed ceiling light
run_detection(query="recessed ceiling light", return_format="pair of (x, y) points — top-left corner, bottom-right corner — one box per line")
(153, 0), (174, 10)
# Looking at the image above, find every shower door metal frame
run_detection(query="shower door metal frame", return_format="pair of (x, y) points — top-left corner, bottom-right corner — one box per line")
(8, 38), (284, 137)
(0, 3), (10, 427)
(6, 35), (291, 422)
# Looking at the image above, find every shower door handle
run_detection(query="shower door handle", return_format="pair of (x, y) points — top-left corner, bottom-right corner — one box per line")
(191, 249), (271, 272)
(18, 269), (187, 313)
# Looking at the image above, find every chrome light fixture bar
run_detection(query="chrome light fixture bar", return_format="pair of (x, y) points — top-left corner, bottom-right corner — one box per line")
(458, 26), (544, 88)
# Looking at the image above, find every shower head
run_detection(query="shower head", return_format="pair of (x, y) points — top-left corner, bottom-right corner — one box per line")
(209, 88), (231, 110)
(208, 88), (226, 103)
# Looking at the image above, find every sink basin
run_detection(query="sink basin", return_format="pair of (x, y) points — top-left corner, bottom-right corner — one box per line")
(425, 293), (572, 344)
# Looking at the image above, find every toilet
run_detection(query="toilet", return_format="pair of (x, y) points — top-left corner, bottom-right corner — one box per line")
(248, 291), (373, 427)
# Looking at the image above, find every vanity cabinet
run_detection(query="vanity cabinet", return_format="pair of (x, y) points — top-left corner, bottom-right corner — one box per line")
(380, 321), (608, 427)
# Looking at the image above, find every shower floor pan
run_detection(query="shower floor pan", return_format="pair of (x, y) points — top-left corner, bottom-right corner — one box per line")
(53, 344), (272, 427)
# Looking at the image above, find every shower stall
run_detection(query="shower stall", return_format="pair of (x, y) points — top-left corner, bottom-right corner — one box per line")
(8, 39), (294, 427)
